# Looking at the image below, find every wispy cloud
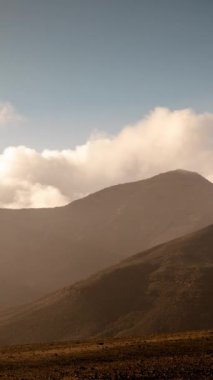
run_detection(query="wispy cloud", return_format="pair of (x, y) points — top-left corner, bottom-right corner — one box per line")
(0, 102), (25, 126)
(0, 107), (213, 208)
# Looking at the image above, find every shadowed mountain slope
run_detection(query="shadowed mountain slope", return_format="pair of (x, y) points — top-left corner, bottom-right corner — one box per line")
(0, 169), (213, 309)
(0, 224), (212, 345)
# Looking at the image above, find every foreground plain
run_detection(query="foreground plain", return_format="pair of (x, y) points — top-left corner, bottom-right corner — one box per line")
(0, 331), (212, 379)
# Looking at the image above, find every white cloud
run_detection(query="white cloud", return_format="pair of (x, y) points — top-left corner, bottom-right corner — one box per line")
(0, 102), (24, 126)
(0, 107), (213, 208)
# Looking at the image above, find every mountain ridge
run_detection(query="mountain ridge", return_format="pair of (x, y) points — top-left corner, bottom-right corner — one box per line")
(0, 169), (213, 309)
(0, 223), (212, 345)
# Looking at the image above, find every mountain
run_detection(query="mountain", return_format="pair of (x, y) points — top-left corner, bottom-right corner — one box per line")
(0, 224), (212, 345)
(0, 169), (213, 309)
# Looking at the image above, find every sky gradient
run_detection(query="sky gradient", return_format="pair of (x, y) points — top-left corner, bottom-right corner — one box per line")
(0, 0), (212, 150)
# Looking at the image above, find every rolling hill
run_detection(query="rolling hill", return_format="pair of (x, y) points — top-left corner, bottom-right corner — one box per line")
(0, 224), (212, 345)
(0, 169), (213, 309)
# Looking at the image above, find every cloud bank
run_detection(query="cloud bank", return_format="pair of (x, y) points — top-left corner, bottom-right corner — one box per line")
(0, 107), (213, 208)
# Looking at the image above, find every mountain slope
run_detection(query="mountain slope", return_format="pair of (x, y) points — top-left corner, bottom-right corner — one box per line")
(0, 224), (212, 345)
(0, 169), (213, 309)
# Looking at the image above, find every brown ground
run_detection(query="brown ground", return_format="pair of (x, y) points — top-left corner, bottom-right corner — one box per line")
(0, 330), (212, 379)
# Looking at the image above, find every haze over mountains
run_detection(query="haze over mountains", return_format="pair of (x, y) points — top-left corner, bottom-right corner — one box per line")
(0, 169), (213, 310)
(0, 223), (212, 345)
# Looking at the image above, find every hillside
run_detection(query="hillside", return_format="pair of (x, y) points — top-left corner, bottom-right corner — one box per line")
(0, 169), (213, 309)
(0, 224), (212, 345)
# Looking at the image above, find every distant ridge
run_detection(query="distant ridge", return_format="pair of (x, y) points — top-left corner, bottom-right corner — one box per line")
(0, 169), (213, 309)
(0, 224), (212, 345)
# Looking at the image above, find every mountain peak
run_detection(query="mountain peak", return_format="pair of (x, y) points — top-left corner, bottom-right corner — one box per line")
(151, 169), (209, 184)
(173, 169), (199, 175)
(0, 168), (213, 311)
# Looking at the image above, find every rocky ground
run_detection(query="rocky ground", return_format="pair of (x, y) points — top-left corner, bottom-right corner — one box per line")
(0, 330), (212, 379)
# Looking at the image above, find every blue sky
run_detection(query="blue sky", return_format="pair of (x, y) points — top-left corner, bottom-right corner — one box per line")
(0, 0), (212, 150)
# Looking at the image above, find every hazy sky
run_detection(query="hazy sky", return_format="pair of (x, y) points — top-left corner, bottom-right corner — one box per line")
(0, 0), (213, 208)
(0, 0), (212, 150)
